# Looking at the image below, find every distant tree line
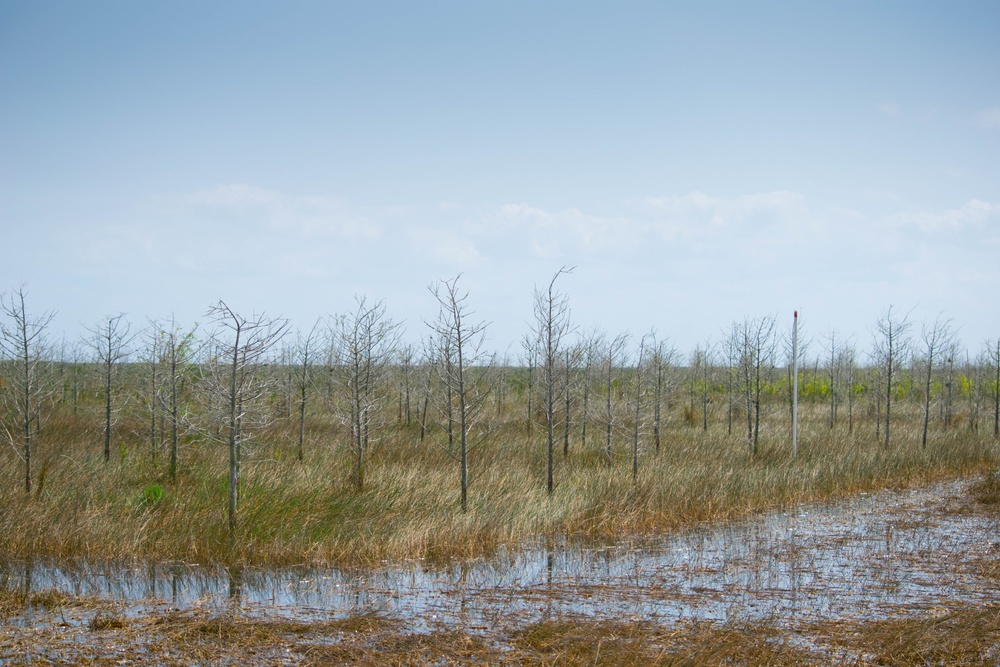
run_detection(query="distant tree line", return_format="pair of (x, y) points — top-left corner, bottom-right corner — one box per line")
(2, 279), (998, 542)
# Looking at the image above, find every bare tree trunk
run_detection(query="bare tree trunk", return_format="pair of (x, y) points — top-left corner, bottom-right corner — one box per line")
(534, 267), (573, 496)
(653, 348), (663, 452)
(632, 337), (646, 482)
(295, 322), (318, 462)
(994, 338), (1000, 437)
(1, 287), (54, 494)
(429, 275), (493, 512)
(87, 314), (132, 464)
(875, 306), (912, 449)
(920, 316), (951, 449)
(227, 327), (240, 540)
(205, 301), (289, 546)
(563, 348), (571, 457)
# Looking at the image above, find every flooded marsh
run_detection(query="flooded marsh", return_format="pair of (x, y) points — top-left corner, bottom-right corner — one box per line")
(3, 475), (999, 664)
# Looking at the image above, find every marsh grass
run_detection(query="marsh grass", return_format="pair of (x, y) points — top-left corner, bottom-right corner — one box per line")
(10, 601), (993, 665)
(0, 397), (995, 567)
(813, 604), (1000, 666)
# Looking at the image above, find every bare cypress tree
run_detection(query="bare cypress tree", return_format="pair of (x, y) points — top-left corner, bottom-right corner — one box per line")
(842, 340), (858, 433)
(0, 286), (55, 493)
(826, 330), (839, 429)
(964, 350), (983, 432)
(327, 297), (401, 491)
(533, 267), (573, 495)
(141, 321), (163, 463)
(85, 314), (134, 463)
(603, 333), (629, 462)
(737, 315), (777, 457)
(942, 339), (960, 429)
(428, 275), (493, 512)
(696, 340), (715, 431)
(398, 344), (415, 426)
(872, 306), (912, 448)
(919, 315), (953, 449)
(723, 323), (739, 436)
(418, 337), (435, 442)
(649, 335), (676, 452)
(153, 317), (197, 482)
(204, 301), (288, 542)
(579, 329), (604, 451)
(630, 335), (649, 481)
(68, 341), (86, 416)
(294, 320), (320, 462)
(989, 337), (1000, 438)
(521, 333), (537, 435)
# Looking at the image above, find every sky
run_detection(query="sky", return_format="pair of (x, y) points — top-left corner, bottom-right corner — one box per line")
(1, 1), (998, 360)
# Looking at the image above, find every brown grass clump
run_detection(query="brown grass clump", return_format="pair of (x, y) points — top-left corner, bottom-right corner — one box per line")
(511, 619), (823, 666)
(971, 469), (1000, 505)
(818, 604), (1000, 666)
(5, 600), (999, 666)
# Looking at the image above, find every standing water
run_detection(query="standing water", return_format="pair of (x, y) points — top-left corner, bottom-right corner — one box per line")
(3, 478), (997, 633)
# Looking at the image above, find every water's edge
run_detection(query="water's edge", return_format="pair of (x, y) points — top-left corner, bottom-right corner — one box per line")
(4, 478), (997, 632)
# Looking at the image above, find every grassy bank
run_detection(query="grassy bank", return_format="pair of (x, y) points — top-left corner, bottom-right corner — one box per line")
(0, 397), (994, 568)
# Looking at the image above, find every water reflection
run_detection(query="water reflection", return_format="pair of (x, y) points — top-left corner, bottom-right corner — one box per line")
(3, 480), (997, 631)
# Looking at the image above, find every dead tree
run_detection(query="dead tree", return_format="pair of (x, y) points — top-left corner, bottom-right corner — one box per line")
(578, 328), (604, 451)
(841, 340), (858, 433)
(629, 335), (649, 481)
(689, 341), (714, 431)
(68, 341), (86, 416)
(141, 321), (164, 463)
(328, 297), (401, 491)
(153, 317), (197, 481)
(294, 320), (320, 462)
(397, 344), (415, 426)
(723, 323), (739, 436)
(649, 335), (676, 452)
(418, 337), (435, 442)
(919, 315), (953, 448)
(826, 330), (840, 429)
(533, 267), (573, 495)
(989, 338), (1000, 438)
(521, 333), (537, 436)
(872, 306), (912, 448)
(85, 314), (135, 463)
(737, 315), (777, 456)
(0, 286), (55, 493)
(204, 301), (288, 541)
(428, 275), (493, 512)
(942, 339), (960, 428)
(602, 333), (629, 462)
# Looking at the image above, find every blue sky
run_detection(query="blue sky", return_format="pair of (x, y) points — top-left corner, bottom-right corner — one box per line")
(1, 1), (998, 358)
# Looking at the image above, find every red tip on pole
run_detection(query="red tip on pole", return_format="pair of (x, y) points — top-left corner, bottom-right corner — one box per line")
(794, 310), (798, 318)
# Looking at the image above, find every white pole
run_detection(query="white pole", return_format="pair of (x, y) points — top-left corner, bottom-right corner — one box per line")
(792, 310), (799, 458)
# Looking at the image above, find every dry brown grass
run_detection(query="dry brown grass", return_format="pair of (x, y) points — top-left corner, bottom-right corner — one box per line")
(813, 604), (1000, 666)
(0, 398), (995, 568)
(15, 603), (994, 666)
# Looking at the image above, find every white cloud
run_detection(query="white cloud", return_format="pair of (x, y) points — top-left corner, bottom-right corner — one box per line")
(186, 183), (283, 208)
(973, 107), (1000, 129)
(411, 227), (484, 266)
(638, 190), (807, 236)
(481, 204), (638, 259)
(182, 184), (380, 240)
(881, 199), (997, 231)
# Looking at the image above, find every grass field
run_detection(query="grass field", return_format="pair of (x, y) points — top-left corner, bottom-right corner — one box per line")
(0, 385), (994, 568)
